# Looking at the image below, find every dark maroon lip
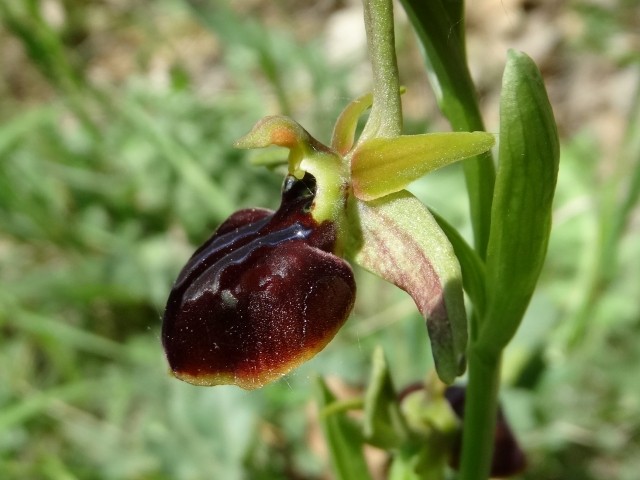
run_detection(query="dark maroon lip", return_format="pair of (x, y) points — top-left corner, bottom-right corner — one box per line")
(173, 214), (273, 291)
(179, 222), (314, 302)
(171, 173), (320, 295)
(161, 172), (356, 388)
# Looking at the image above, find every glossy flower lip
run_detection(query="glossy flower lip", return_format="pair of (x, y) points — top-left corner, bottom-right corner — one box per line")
(162, 173), (356, 390)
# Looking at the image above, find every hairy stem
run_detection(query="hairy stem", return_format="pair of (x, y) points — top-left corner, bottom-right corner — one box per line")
(360, 0), (403, 141)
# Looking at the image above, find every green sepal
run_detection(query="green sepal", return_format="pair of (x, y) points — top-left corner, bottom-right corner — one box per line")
(347, 191), (467, 383)
(351, 132), (494, 201)
(363, 347), (409, 449)
(234, 115), (330, 173)
(479, 50), (560, 352)
(316, 378), (373, 480)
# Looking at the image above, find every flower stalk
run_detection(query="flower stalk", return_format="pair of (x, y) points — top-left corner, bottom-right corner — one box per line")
(458, 347), (501, 479)
(359, 0), (402, 142)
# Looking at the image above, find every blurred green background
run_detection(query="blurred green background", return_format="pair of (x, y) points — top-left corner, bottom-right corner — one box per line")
(1, 0), (639, 478)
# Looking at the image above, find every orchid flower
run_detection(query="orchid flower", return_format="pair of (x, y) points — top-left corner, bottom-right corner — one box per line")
(162, 94), (494, 389)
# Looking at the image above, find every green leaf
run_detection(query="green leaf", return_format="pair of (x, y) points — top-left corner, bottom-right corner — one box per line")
(398, 0), (495, 257)
(363, 347), (409, 449)
(351, 132), (494, 201)
(397, 0), (477, 131)
(440, 0), (465, 51)
(479, 50), (560, 352)
(316, 378), (373, 480)
(348, 191), (467, 383)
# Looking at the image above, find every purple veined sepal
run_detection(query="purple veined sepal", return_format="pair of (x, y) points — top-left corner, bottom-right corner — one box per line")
(162, 172), (356, 390)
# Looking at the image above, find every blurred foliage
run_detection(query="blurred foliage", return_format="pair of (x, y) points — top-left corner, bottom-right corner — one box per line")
(1, 0), (639, 479)
(572, 0), (640, 64)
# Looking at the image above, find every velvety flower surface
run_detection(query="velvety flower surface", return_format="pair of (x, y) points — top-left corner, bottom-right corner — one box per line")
(162, 173), (356, 389)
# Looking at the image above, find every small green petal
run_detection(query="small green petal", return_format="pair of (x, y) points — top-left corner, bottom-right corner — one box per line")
(331, 92), (373, 155)
(331, 88), (406, 155)
(351, 132), (495, 201)
(347, 191), (467, 383)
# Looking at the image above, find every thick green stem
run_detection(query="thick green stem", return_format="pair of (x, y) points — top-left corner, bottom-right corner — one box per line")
(360, 0), (403, 141)
(459, 347), (501, 480)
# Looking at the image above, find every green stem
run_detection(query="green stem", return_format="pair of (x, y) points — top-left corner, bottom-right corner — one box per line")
(360, 0), (403, 141)
(458, 347), (501, 480)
